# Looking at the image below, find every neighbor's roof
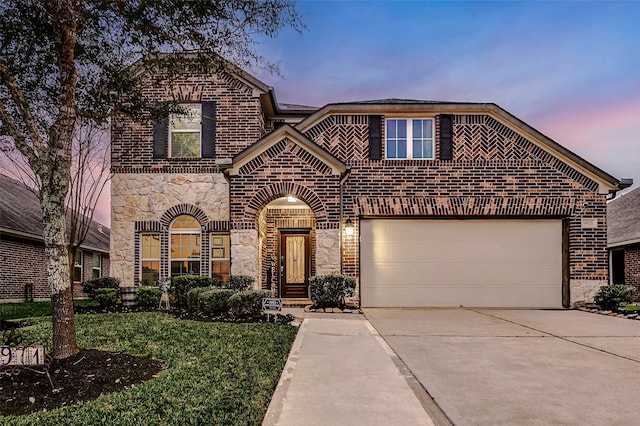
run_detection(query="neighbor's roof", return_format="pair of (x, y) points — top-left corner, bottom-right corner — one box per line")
(0, 174), (110, 252)
(608, 187), (640, 248)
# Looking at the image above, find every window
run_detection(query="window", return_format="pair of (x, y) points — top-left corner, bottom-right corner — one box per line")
(170, 104), (201, 158)
(73, 250), (83, 282)
(141, 233), (161, 286)
(170, 215), (201, 276)
(211, 234), (230, 281)
(92, 254), (102, 279)
(386, 118), (434, 159)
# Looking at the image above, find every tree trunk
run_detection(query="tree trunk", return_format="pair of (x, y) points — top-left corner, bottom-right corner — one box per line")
(40, 170), (78, 359)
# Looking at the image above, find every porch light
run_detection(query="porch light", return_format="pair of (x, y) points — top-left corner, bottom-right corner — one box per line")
(344, 218), (354, 237)
(287, 195), (297, 203)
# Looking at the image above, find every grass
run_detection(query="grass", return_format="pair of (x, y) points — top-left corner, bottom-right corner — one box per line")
(0, 300), (98, 321)
(624, 305), (640, 312)
(0, 312), (298, 425)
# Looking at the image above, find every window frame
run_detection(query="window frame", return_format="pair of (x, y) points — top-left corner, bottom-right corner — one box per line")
(210, 233), (230, 282)
(73, 250), (83, 283)
(140, 233), (161, 286)
(92, 253), (102, 279)
(169, 103), (202, 158)
(169, 215), (201, 277)
(385, 118), (435, 160)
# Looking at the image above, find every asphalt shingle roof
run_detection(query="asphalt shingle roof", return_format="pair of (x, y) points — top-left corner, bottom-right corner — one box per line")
(608, 187), (640, 247)
(0, 174), (110, 252)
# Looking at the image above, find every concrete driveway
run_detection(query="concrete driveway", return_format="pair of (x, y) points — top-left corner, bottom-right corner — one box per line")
(365, 309), (640, 426)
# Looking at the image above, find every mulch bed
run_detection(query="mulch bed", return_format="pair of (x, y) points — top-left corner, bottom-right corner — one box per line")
(0, 305), (296, 417)
(0, 349), (164, 416)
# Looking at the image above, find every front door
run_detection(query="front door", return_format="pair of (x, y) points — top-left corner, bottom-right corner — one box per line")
(280, 231), (310, 298)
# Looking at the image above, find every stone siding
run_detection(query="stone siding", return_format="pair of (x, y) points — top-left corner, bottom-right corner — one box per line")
(110, 173), (228, 286)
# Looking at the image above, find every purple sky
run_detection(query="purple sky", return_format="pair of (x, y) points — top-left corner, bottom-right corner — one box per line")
(85, 1), (640, 226)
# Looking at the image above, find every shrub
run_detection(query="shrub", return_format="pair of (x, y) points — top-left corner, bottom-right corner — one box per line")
(229, 290), (272, 318)
(226, 275), (255, 291)
(137, 287), (163, 306)
(309, 274), (356, 309)
(186, 287), (215, 310)
(172, 275), (219, 306)
(94, 288), (118, 307)
(82, 277), (120, 300)
(594, 285), (636, 311)
(198, 289), (235, 315)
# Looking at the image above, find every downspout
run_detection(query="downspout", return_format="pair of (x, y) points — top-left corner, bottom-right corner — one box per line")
(339, 166), (352, 273)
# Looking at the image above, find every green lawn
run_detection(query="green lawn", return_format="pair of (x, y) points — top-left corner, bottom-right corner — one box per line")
(0, 312), (297, 425)
(0, 300), (98, 321)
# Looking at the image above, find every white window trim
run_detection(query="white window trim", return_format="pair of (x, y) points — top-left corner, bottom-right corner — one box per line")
(385, 118), (435, 160)
(73, 250), (83, 283)
(169, 103), (202, 158)
(92, 253), (102, 279)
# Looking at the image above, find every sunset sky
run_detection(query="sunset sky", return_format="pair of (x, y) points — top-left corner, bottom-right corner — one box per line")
(256, 0), (639, 182)
(55, 1), (640, 226)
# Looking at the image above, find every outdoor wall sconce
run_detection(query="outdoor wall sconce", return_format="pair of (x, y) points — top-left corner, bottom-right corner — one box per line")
(344, 218), (354, 237)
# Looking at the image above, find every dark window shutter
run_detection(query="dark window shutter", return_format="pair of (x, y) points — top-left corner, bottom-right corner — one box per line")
(201, 101), (216, 158)
(152, 107), (168, 159)
(368, 115), (382, 160)
(439, 114), (453, 160)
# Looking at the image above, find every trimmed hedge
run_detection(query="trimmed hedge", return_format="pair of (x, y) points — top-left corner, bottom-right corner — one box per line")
(309, 274), (356, 309)
(172, 275), (223, 306)
(229, 290), (272, 317)
(198, 289), (235, 315)
(81, 277), (120, 300)
(94, 288), (118, 306)
(137, 287), (163, 306)
(594, 285), (636, 311)
(226, 275), (255, 291)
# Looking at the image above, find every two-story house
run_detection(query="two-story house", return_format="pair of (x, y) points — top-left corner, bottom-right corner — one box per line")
(110, 58), (631, 308)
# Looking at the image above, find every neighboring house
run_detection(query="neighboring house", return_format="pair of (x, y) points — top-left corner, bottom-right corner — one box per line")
(0, 174), (110, 302)
(608, 187), (640, 294)
(110, 57), (631, 308)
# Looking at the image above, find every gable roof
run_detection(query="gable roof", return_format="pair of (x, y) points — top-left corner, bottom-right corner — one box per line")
(0, 174), (110, 252)
(224, 124), (347, 176)
(608, 187), (640, 248)
(294, 100), (628, 194)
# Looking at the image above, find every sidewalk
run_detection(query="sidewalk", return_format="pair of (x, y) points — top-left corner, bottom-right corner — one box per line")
(263, 311), (446, 425)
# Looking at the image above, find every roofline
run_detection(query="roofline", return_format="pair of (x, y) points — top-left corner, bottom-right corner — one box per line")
(294, 102), (623, 192)
(224, 124), (347, 176)
(608, 238), (640, 249)
(1, 228), (110, 253)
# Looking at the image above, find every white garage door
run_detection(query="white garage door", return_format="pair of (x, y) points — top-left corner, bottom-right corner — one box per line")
(360, 219), (562, 308)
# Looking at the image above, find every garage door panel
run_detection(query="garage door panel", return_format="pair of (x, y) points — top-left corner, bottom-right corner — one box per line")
(360, 219), (562, 308)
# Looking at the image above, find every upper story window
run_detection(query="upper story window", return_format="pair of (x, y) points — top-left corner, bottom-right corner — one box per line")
(386, 118), (434, 159)
(170, 104), (202, 158)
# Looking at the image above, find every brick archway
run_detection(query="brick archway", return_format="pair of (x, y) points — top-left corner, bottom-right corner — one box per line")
(160, 204), (209, 228)
(243, 183), (328, 224)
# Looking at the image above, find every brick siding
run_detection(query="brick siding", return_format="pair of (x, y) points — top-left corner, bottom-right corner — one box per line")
(625, 245), (640, 297)
(0, 234), (109, 302)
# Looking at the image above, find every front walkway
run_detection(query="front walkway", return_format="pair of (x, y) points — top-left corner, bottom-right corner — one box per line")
(263, 312), (445, 425)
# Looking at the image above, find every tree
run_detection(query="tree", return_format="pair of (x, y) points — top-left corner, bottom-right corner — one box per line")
(0, 0), (303, 359)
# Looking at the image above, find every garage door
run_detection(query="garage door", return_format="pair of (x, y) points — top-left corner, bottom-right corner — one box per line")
(360, 219), (562, 308)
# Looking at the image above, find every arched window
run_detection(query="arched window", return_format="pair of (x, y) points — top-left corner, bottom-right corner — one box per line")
(170, 215), (201, 277)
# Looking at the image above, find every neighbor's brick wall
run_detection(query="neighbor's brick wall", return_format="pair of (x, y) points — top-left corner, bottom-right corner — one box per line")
(0, 234), (108, 302)
(625, 245), (640, 297)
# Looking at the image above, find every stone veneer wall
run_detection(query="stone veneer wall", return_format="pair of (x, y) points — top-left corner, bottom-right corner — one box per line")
(230, 229), (259, 282)
(110, 173), (228, 286)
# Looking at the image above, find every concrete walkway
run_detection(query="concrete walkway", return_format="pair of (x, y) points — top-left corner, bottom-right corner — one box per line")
(263, 311), (446, 425)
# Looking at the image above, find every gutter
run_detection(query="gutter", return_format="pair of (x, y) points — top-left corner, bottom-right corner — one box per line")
(608, 178), (634, 200)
